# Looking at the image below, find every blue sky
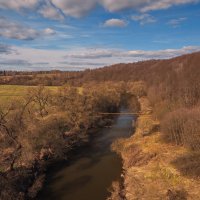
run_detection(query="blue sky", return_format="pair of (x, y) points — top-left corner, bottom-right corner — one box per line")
(0, 0), (200, 70)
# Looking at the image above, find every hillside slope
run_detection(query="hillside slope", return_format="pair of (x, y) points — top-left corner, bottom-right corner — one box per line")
(1, 51), (200, 86)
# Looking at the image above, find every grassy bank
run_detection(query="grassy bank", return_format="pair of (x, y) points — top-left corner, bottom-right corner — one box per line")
(111, 97), (200, 200)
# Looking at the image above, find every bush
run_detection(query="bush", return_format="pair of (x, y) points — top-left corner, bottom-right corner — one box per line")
(161, 107), (200, 150)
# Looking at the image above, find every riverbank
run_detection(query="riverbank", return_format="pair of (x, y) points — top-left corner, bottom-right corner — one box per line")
(38, 108), (134, 200)
(111, 97), (200, 200)
(0, 116), (113, 200)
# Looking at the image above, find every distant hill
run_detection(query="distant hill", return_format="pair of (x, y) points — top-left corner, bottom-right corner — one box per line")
(78, 51), (200, 83)
(0, 51), (200, 86)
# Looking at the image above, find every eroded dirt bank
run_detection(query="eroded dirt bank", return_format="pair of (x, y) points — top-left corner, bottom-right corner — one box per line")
(111, 97), (200, 200)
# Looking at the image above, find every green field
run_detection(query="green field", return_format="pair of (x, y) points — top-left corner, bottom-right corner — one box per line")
(0, 85), (59, 106)
(0, 85), (83, 106)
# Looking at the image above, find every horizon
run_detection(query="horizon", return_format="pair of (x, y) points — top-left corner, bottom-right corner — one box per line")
(0, 0), (200, 71)
(1, 50), (199, 72)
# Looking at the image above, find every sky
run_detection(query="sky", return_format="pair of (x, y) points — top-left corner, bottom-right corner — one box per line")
(0, 0), (200, 71)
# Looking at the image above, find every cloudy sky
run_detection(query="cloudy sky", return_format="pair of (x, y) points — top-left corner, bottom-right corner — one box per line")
(0, 0), (200, 71)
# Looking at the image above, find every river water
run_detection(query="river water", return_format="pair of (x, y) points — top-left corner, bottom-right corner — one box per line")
(38, 109), (134, 200)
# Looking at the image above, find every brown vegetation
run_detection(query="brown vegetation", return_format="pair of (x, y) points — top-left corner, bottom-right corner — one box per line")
(161, 108), (200, 150)
(112, 96), (200, 200)
(1, 51), (200, 199)
(0, 82), (126, 199)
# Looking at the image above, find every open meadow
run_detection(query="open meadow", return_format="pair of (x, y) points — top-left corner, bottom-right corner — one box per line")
(0, 85), (59, 106)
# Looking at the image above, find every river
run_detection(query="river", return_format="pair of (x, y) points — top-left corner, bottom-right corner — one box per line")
(38, 109), (135, 200)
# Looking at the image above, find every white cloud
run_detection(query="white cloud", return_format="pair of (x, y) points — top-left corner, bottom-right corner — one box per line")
(0, 17), (39, 40)
(65, 46), (200, 60)
(103, 19), (127, 27)
(39, 2), (64, 20)
(43, 28), (56, 35)
(65, 49), (118, 59)
(0, 59), (31, 66)
(101, 0), (144, 12)
(140, 0), (199, 12)
(126, 46), (200, 58)
(0, 44), (14, 54)
(101, 0), (199, 12)
(0, 17), (56, 40)
(0, 0), (39, 11)
(167, 17), (187, 27)
(131, 14), (156, 25)
(0, 0), (198, 19)
(50, 0), (96, 18)
(60, 61), (107, 66)
(0, 45), (200, 70)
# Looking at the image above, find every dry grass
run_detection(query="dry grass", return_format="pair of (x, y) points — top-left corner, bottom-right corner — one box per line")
(0, 85), (59, 106)
(112, 97), (200, 200)
(161, 107), (200, 151)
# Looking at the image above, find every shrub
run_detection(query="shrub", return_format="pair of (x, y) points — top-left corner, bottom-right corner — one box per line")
(161, 107), (200, 150)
